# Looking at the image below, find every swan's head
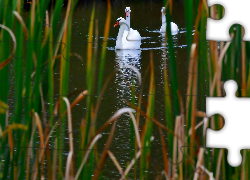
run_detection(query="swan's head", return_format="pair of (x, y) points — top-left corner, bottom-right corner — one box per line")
(114, 17), (126, 27)
(125, 7), (131, 17)
(161, 7), (166, 15)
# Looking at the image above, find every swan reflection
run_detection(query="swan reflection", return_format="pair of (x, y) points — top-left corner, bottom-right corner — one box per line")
(115, 49), (141, 103)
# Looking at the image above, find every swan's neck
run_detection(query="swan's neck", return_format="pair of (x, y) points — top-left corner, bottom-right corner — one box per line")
(162, 12), (166, 24)
(126, 15), (130, 31)
(117, 24), (126, 47)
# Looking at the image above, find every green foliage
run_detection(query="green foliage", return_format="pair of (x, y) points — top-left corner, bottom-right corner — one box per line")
(0, 0), (249, 179)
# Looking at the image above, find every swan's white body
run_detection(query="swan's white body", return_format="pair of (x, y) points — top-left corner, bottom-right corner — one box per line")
(115, 16), (141, 50)
(160, 7), (178, 35)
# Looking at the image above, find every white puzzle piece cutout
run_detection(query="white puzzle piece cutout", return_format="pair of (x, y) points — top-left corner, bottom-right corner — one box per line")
(206, 80), (250, 167)
(207, 0), (250, 41)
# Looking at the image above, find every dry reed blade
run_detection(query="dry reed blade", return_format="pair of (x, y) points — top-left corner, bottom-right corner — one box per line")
(26, 116), (37, 180)
(177, 120), (184, 180)
(63, 97), (74, 153)
(123, 133), (155, 178)
(124, 151), (141, 178)
(203, 118), (209, 136)
(196, 111), (206, 117)
(69, 90), (88, 110)
(32, 113), (45, 180)
(107, 150), (124, 176)
(210, 34), (233, 95)
(0, 24), (16, 69)
(172, 116), (181, 178)
(194, 0), (203, 32)
(42, 10), (50, 46)
(122, 111), (142, 178)
(124, 64), (142, 86)
(75, 134), (102, 179)
(189, 43), (200, 151)
(241, 150), (246, 180)
(128, 111), (141, 148)
(91, 123), (115, 180)
(89, 109), (135, 179)
(13, 11), (28, 38)
(159, 127), (169, 178)
(2, 124), (28, 136)
(63, 97), (74, 176)
(199, 165), (215, 180)
(188, 121), (205, 136)
(65, 151), (73, 180)
(125, 100), (183, 140)
(193, 148), (204, 180)
(215, 149), (223, 179)
(88, 108), (136, 148)
(7, 127), (13, 159)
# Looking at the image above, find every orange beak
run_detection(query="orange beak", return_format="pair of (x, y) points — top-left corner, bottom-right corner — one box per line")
(114, 21), (119, 27)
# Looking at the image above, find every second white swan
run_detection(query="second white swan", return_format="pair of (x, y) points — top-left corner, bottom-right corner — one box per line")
(160, 7), (179, 35)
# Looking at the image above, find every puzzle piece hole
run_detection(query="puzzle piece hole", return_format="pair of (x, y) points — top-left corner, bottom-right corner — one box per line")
(209, 4), (224, 20)
(229, 24), (245, 40)
(207, 114), (225, 131)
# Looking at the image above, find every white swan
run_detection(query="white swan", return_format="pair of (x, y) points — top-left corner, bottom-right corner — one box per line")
(160, 7), (178, 35)
(114, 17), (141, 50)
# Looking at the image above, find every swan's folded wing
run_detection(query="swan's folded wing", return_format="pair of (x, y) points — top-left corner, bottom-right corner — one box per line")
(120, 29), (141, 49)
(122, 30), (129, 42)
(124, 28), (141, 41)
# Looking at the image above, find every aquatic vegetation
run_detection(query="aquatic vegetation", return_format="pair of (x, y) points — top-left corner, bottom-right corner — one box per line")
(0, 0), (249, 179)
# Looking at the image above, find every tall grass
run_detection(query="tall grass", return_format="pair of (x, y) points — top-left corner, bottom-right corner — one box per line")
(158, 0), (250, 179)
(0, 0), (249, 179)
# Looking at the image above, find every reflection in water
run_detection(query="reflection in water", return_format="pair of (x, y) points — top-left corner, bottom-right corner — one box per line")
(159, 34), (179, 115)
(115, 49), (141, 100)
(160, 34), (179, 69)
(112, 49), (141, 168)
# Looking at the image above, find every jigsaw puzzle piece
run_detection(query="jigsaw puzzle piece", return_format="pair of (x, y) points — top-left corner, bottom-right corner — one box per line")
(206, 80), (250, 167)
(207, 0), (250, 41)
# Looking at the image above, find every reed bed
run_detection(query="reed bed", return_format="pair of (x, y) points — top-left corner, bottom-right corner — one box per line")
(0, 0), (248, 179)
